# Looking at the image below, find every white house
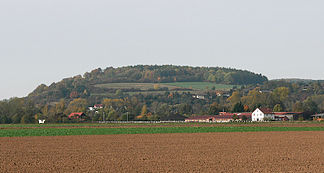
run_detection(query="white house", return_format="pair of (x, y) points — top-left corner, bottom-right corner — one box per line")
(252, 108), (275, 122)
(38, 119), (46, 124)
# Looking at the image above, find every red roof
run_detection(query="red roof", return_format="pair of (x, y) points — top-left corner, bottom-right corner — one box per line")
(186, 116), (215, 120)
(259, 108), (273, 114)
(94, 104), (103, 108)
(274, 112), (302, 115)
(68, 112), (85, 119)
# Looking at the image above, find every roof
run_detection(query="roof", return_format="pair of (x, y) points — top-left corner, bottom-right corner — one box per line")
(274, 112), (302, 115)
(186, 115), (215, 120)
(258, 108), (273, 114)
(311, 113), (324, 117)
(68, 112), (85, 119)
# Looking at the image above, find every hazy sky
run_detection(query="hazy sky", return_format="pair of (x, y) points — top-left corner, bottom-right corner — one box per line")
(0, 0), (323, 100)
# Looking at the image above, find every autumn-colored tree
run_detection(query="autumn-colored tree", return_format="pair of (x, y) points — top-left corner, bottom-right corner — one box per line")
(64, 98), (88, 115)
(273, 104), (283, 112)
(272, 87), (289, 102)
(141, 105), (147, 117)
(227, 91), (241, 106)
(153, 84), (160, 90)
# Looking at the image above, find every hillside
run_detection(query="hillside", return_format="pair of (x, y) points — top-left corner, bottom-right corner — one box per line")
(27, 65), (267, 104)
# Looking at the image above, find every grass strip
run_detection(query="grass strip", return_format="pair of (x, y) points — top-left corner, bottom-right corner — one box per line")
(1, 126), (324, 137)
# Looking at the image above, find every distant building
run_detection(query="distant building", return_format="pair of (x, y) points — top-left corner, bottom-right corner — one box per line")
(94, 104), (103, 109)
(274, 112), (302, 121)
(311, 113), (324, 121)
(252, 108), (301, 121)
(185, 112), (252, 123)
(68, 112), (87, 121)
(38, 119), (45, 124)
(192, 95), (205, 100)
(251, 108), (275, 121)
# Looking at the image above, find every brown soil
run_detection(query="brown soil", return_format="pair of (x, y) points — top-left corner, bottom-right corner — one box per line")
(1, 131), (324, 172)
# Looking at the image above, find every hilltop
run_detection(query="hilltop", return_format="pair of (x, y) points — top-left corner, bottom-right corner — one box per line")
(27, 65), (268, 104)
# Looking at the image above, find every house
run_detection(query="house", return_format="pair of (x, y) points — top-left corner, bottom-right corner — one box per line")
(38, 119), (45, 124)
(68, 112), (87, 120)
(94, 104), (103, 109)
(311, 113), (324, 121)
(192, 95), (205, 100)
(252, 108), (275, 122)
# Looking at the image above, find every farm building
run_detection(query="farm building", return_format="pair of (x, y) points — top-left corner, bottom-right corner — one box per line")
(185, 116), (216, 122)
(274, 112), (302, 121)
(185, 112), (252, 123)
(311, 113), (324, 121)
(68, 112), (87, 121)
(252, 108), (301, 121)
(252, 108), (275, 122)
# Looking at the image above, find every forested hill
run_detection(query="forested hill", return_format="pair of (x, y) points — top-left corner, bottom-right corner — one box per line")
(81, 65), (267, 84)
(28, 65), (267, 103)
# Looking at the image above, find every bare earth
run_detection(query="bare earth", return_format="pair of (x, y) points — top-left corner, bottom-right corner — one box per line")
(1, 131), (324, 172)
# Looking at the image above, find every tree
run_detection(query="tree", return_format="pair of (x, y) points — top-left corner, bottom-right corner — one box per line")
(273, 104), (283, 112)
(141, 105), (147, 117)
(241, 115), (248, 122)
(227, 91), (241, 105)
(65, 98), (88, 115)
(303, 98), (319, 114)
(232, 102), (244, 113)
(272, 87), (289, 102)
(208, 102), (220, 115)
(232, 114), (239, 121)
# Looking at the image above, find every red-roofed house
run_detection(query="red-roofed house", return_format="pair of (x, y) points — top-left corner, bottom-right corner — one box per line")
(252, 108), (275, 121)
(94, 104), (103, 109)
(68, 112), (87, 120)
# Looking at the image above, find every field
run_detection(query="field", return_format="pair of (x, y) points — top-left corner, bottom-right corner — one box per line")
(1, 123), (324, 172)
(164, 82), (236, 90)
(95, 82), (236, 90)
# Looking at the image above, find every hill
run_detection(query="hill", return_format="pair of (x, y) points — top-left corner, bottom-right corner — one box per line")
(27, 65), (268, 104)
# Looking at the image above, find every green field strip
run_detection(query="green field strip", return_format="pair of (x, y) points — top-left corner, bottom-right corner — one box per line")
(1, 126), (324, 137)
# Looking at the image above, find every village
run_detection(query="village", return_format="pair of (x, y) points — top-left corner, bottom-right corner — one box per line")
(58, 105), (324, 124)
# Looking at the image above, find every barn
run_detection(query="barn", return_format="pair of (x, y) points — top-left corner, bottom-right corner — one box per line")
(68, 112), (87, 121)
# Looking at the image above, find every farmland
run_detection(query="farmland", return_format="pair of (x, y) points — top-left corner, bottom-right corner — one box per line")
(1, 123), (324, 172)
(1, 131), (324, 172)
(1, 122), (324, 137)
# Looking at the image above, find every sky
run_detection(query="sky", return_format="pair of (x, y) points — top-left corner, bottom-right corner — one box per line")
(0, 0), (323, 100)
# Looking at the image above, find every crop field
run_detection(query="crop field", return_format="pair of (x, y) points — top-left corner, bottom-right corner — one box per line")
(1, 123), (324, 172)
(1, 125), (324, 137)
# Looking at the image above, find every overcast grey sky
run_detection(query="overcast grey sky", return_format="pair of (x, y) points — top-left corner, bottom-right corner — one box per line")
(0, 0), (323, 100)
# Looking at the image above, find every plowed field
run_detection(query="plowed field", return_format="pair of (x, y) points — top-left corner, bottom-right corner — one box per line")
(1, 131), (324, 172)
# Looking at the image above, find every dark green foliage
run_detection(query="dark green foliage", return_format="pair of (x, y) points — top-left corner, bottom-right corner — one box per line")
(232, 102), (244, 113)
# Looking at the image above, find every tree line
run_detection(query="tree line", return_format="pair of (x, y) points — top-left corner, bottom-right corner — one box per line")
(2, 79), (324, 123)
